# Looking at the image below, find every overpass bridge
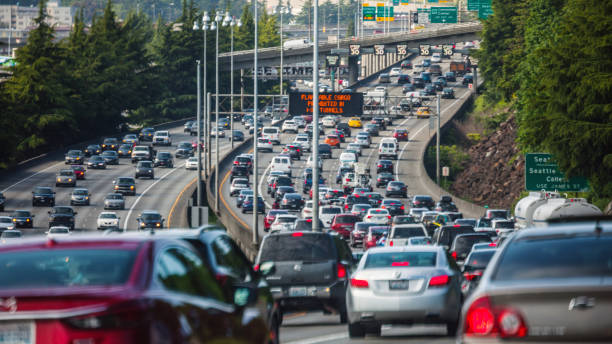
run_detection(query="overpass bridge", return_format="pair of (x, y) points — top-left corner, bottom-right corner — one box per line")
(219, 22), (481, 84)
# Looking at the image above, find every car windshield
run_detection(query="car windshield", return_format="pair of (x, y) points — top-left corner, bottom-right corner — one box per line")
(34, 187), (52, 194)
(141, 213), (161, 221)
(1, 231), (21, 238)
(13, 211), (30, 217)
(101, 151), (116, 156)
(493, 236), (612, 281)
(49, 227), (69, 233)
(454, 235), (492, 253)
(117, 178), (133, 184)
(322, 207), (342, 214)
(99, 213), (117, 219)
(68, 150), (81, 156)
(60, 171), (73, 176)
(488, 210), (508, 219)
(456, 219), (477, 227)
(393, 227), (425, 238)
(495, 221), (515, 229)
(106, 194), (123, 200)
(139, 162), (152, 168)
(0, 249), (137, 288)
(0, 218), (11, 223)
(157, 153), (171, 158)
(178, 142), (191, 149)
(394, 216), (417, 224)
(53, 207), (73, 215)
(276, 217), (296, 223)
(465, 250), (496, 269)
(259, 234), (335, 262)
(364, 251), (437, 269)
(478, 218), (492, 227)
(335, 215), (359, 224)
(73, 190), (88, 196)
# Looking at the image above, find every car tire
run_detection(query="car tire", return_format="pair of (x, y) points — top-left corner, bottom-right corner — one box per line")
(446, 320), (459, 336)
(339, 302), (348, 324)
(348, 322), (365, 338)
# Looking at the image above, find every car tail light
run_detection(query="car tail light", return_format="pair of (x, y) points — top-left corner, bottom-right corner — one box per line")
(464, 271), (483, 281)
(464, 295), (527, 338)
(389, 240), (393, 246)
(337, 264), (347, 279)
(367, 215), (372, 219)
(350, 278), (369, 288)
(387, 215), (392, 219)
(428, 274), (450, 287)
(292, 232), (303, 237)
(381, 205), (385, 209)
(451, 251), (457, 260)
(400, 205), (405, 210)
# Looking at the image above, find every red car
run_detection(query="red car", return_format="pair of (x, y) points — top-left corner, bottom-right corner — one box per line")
(393, 129), (409, 141)
(264, 209), (289, 231)
(0, 236), (270, 344)
(301, 114), (313, 123)
(70, 165), (86, 179)
(330, 214), (360, 239)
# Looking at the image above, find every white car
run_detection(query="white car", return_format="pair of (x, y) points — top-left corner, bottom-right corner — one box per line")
(257, 138), (273, 152)
(153, 130), (171, 146)
(378, 138), (398, 160)
(306, 155), (323, 170)
(270, 214), (299, 232)
(431, 52), (442, 63)
(374, 86), (387, 93)
(185, 157), (199, 170)
(97, 212), (120, 230)
(131, 145), (151, 161)
(346, 143), (363, 156)
(293, 135), (311, 152)
(409, 207), (429, 219)
(355, 135), (370, 148)
(385, 224), (428, 246)
(389, 67), (401, 77)
(322, 116), (336, 127)
(364, 208), (391, 225)
(262, 126), (281, 144)
(270, 156), (292, 176)
(282, 120), (298, 133)
(211, 127), (225, 138)
(339, 152), (358, 167)
(301, 200), (313, 218)
(0, 216), (15, 231)
(230, 178), (250, 196)
(319, 205), (343, 228)
(294, 116), (306, 128)
(46, 226), (71, 237)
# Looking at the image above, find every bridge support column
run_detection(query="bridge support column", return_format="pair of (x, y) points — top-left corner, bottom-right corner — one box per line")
(348, 55), (359, 85)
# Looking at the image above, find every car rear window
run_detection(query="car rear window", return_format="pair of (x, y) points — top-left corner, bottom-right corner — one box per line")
(392, 226), (426, 239)
(454, 235), (492, 253)
(493, 236), (612, 281)
(260, 234), (335, 262)
(335, 215), (359, 224)
(465, 250), (496, 269)
(0, 248), (138, 288)
(364, 251), (436, 269)
(438, 226), (475, 246)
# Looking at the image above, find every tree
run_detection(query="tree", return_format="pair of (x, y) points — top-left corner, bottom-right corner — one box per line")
(258, 7), (279, 47)
(3, 0), (74, 157)
(516, 0), (612, 197)
(346, 17), (355, 38)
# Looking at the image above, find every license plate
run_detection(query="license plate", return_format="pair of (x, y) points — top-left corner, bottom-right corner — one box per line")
(288, 287), (307, 297)
(0, 321), (35, 344)
(389, 280), (409, 290)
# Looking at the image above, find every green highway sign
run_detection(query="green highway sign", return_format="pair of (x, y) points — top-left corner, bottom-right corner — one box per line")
(478, 1), (493, 19)
(525, 153), (590, 192)
(467, 0), (479, 11)
(430, 6), (457, 23)
(363, 6), (376, 21)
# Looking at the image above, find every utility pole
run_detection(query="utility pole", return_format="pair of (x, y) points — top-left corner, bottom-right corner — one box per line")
(196, 60), (202, 207)
(312, 0), (321, 232)
(214, 12), (221, 213)
(436, 94), (441, 186)
(253, 0), (260, 245)
(280, 7), (284, 97)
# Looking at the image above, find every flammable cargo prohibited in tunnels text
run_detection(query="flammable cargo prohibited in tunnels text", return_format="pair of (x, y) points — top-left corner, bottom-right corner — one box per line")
(289, 92), (364, 117)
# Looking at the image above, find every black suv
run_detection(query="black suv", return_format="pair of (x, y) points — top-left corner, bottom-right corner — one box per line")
(336, 123), (351, 137)
(230, 165), (250, 182)
(255, 231), (357, 323)
(318, 144), (332, 159)
(0, 192), (5, 211)
(432, 224), (476, 249)
(65, 150), (84, 164)
(136, 210), (164, 229)
(48, 206), (77, 230)
(101, 137), (119, 151)
(154, 152), (174, 168)
(376, 160), (393, 173)
(139, 127), (155, 141)
(32, 186), (55, 207)
(135, 161), (155, 179)
(113, 177), (136, 196)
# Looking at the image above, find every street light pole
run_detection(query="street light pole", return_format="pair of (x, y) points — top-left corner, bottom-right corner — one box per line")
(252, 0), (260, 245)
(229, 16), (242, 149)
(195, 60), (202, 206)
(279, 7), (284, 97)
(312, 0), (321, 232)
(214, 13), (221, 212)
(337, 0), (340, 48)
(436, 94), (441, 186)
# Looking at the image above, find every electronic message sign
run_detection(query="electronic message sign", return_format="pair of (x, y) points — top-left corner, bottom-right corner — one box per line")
(289, 92), (364, 116)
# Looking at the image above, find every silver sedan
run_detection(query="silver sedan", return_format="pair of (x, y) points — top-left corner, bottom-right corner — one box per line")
(346, 246), (463, 338)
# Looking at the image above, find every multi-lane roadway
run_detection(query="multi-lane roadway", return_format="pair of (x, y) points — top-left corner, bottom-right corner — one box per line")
(217, 54), (473, 344)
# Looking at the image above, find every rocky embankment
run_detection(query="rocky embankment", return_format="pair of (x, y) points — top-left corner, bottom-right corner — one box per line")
(451, 114), (524, 209)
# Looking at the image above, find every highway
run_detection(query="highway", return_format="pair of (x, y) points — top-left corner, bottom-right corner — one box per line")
(217, 53), (473, 343)
(0, 123), (248, 233)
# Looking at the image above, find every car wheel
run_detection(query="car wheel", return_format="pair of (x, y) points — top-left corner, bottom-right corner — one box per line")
(447, 320), (459, 336)
(348, 322), (365, 338)
(339, 302), (348, 324)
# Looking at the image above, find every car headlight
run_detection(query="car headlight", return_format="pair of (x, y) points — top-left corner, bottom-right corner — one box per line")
(130, 186), (134, 190)
(57, 178), (61, 182)
(114, 186), (119, 189)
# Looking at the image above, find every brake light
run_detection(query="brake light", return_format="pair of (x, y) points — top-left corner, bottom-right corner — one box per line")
(367, 215), (372, 219)
(428, 274), (450, 287)
(377, 164), (382, 168)
(451, 251), (457, 260)
(454, 224), (461, 227)
(253, 264), (260, 272)
(387, 215), (392, 219)
(391, 261), (410, 266)
(465, 296), (495, 336)
(350, 278), (369, 288)
(292, 232), (303, 237)
(337, 264), (347, 279)
(400, 206), (405, 210)
(489, 243), (497, 247)
(389, 240), (393, 246)
(464, 271), (482, 281)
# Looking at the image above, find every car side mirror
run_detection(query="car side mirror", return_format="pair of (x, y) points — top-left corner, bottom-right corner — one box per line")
(47, 211), (51, 215)
(233, 286), (257, 307)
(136, 217), (141, 221)
(74, 212), (78, 215)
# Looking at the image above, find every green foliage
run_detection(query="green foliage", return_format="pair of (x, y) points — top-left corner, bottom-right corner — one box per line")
(425, 145), (470, 182)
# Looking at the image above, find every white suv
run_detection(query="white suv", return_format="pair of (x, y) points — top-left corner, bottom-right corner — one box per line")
(153, 130), (171, 146)
(281, 120), (298, 133)
(97, 211), (120, 230)
(270, 155), (292, 176)
(257, 138), (273, 152)
(378, 138), (398, 160)
(293, 135), (311, 152)
(261, 127), (280, 144)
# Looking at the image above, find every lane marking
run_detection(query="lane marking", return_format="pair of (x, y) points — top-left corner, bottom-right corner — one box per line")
(284, 332), (348, 344)
(167, 176), (197, 227)
(123, 163), (185, 231)
(1, 161), (64, 193)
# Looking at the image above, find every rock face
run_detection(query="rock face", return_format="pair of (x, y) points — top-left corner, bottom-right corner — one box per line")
(451, 114), (524, 209)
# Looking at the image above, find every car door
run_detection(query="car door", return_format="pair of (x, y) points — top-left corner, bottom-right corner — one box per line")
(154, 246), (239, 343)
